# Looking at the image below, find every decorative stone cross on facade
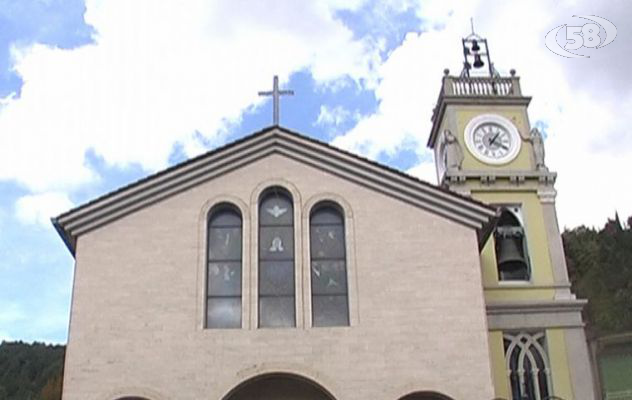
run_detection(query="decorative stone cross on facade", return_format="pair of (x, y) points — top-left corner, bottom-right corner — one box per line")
(258, 75), (294, 125)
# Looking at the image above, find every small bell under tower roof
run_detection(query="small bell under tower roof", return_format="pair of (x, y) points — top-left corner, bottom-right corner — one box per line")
(461, 20), (499, 78)
(427, 25), (530, 150)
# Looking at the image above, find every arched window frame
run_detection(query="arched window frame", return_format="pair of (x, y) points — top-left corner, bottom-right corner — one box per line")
(257, 186), (297, 328)
(494, 205), (532, 282)
(503, 331), (553, 400)
(308, 201), (350, 327)
(205, 203), (243, 329)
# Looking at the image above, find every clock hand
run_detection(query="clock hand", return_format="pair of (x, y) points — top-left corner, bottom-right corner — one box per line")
(489, 132), (501, 146)
(499, 143), (509, 150)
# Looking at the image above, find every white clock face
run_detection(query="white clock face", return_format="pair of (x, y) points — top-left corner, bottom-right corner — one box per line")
(465, 115), (521, 164)
(472, 123), (512, 159)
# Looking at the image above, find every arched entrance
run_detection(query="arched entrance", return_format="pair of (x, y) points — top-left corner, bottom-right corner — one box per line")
(116, 398), (151, 400)
(399, 391), (454, 400)
(223, 373), (335, 400)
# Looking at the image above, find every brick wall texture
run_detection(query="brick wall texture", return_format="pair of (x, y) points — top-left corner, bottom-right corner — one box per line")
(62, 153), (494, 400)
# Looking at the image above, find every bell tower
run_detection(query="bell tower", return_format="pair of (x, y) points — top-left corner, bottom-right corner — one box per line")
(427, 31), (597, 400)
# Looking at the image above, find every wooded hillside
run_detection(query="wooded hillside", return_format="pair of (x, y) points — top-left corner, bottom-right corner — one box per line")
(0, 341), (64, 400)
(563, 214), (632, 337)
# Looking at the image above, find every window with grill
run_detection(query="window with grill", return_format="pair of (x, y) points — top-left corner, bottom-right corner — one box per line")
(504, 332), (552, 400)
(309, 203), (349, 327)
(206, 205), (242, 329)
(258, 188), (295, 328)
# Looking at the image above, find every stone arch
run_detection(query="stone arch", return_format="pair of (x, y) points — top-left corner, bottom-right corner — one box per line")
(398, 391), (455, 400)
(222, 372), (336, 400)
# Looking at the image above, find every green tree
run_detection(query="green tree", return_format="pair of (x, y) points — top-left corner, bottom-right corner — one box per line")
(563, 215), (632, 336)
(39, 373), (63, 400)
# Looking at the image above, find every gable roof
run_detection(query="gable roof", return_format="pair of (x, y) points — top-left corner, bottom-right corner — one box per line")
(53, 125), (497, 255)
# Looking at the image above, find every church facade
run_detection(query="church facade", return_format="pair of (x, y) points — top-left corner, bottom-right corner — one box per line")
(54, 36), (596, 400)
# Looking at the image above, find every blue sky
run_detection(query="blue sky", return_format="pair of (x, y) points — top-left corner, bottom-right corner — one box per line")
(1, 0), (630, 344)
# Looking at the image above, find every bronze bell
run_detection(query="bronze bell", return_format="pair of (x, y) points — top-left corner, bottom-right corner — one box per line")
(473, 54), (485, 68)
(471, 39), (481, 52)
(495, 228), (529, 280)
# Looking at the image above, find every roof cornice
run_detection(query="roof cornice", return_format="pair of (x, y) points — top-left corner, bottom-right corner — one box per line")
(53, 126), (497, 255)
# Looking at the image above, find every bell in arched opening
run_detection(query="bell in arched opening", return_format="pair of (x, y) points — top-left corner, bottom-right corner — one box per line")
(494, 208), (530, 281)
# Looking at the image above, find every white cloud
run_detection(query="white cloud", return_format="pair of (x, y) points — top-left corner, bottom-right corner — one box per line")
(332, 26), (466, 158)
(0, 0), (629, 229)
(15, 192), (74, 227)
(334, 0), (632, 228)
(316, 105), (358, 127)
(407, 161), (436, 184)
(0, 0), (382, 192)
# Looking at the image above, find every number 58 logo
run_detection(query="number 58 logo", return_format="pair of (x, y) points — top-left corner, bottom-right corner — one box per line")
(545, 15), (617, 58)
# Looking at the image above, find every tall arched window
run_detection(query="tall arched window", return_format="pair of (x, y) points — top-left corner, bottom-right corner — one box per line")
(206, 204), (242, 329)
(258, 188), (295, 328)
(310, 203), (349, 327)
(504, 332), (553, 400)
(494, 206), (530, 281)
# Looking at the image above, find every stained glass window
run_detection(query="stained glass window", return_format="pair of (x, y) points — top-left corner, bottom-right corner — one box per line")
(206, 205), (242, 328)
(259, 188), (295, 328)
(503, 332), (552, 400)
(310, 203), (349, 327)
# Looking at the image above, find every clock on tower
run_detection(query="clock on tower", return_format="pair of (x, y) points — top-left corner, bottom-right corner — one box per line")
(464, 114), (521, 164)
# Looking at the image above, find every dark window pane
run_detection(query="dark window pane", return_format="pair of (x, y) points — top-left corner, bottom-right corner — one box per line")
(260, 226), (294, 260)
(258, 189), (295, 329)
(208, 227), (242, 260)
(310, 225), (345, 259)
(311, 207), (343, 225)
(259, 261), (295, 296)
(207, 297), (241, 329)
(209, 210), (241, 227)
(311, 261), (347, 295)
(260, 195), (293, 226)
(312, 295), (349, 327)
(259, 296), (295, 328)
(207, 205), (242, 330)
(207, 262), (242, 296)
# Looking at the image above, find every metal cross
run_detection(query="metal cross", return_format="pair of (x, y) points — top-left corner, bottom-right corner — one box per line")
(258, 75), (294, 125)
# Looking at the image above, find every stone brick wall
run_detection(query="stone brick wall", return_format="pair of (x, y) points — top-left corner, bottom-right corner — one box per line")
(62, 153), (494, 400)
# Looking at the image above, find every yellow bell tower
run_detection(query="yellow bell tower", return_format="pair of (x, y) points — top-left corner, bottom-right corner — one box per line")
(427, 31), (597, 400)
